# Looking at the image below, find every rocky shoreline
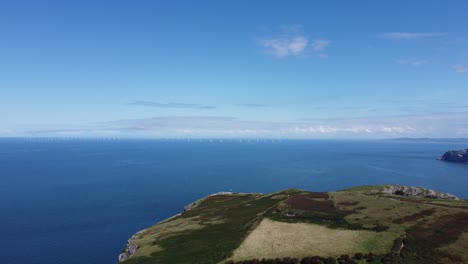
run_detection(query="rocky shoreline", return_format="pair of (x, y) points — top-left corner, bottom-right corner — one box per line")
(118, 233), (141, 262)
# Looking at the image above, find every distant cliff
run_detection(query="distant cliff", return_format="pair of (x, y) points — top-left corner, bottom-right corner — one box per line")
(438, 149), (468, 163)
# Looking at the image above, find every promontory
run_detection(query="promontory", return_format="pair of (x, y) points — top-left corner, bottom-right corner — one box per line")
(118, 185), (468, 264)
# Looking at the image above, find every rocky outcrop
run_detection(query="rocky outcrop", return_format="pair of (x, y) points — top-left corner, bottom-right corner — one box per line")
(438, 149), (468, 163)
(118, 233), (141, 262)
(381, 185), (460, 200)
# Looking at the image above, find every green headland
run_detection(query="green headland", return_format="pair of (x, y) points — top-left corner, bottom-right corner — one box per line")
(118, 185), (468, 264)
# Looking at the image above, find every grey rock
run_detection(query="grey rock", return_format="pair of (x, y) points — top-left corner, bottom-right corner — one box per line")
(380, 185), (460, 200)
(438, 149), (468, 163)
(118, 234), (140, 262)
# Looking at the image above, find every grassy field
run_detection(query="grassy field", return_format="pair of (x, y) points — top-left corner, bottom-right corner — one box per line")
(228, 218), (396, 261)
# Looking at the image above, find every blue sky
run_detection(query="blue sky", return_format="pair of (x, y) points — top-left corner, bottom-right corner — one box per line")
(1, 0), (467, 138)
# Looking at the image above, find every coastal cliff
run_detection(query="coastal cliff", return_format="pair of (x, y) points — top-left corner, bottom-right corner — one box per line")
(438, 149), (468, 163)
(118, 231), (144, 262)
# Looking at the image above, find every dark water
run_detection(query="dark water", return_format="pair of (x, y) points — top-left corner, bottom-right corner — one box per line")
(0, 139), (467, 264)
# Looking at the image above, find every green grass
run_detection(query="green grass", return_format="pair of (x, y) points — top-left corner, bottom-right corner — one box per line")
(122, 192), (289, 264)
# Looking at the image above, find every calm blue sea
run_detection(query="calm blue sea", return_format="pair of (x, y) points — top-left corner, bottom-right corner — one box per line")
(0, 139), (467, 264)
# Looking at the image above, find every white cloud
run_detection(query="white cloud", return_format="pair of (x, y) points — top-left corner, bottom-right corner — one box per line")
(451, 64), (468, 73)
(291, 125), (413, 134)
(380, 32), (443, 40)
(311, 39), (331, 51)
(396, 59), (431, 66)
(259, 36), (308, 57)
(457, 128), (468, 135)
(258, 26), (329, 58)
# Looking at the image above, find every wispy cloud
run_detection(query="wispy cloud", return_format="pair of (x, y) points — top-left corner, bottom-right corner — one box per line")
(451, 64), (468, 73)
(258, 25), (330, 58)
(239, 103), (266, 108)
(311, 39), (331, 51)
(457, 128), (468, 136)
(290, 125), (414, 134)
(396, 58), (431, 66)
(301, 106), (376, 113)
(128, 101), (215, 109)
(380, 32), (443, 40)
(112, 116), (271, 130)
(259, 36), (308, 57)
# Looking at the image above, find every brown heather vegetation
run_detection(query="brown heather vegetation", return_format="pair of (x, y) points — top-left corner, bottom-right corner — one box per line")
(284, 193), (336, 213)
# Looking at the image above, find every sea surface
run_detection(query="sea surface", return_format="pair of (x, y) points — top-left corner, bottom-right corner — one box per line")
(0, 139), (467, 264)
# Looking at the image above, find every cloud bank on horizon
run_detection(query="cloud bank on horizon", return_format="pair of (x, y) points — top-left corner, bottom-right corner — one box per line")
(0, 1), (467, 139)
(4, 112), (468, 139)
